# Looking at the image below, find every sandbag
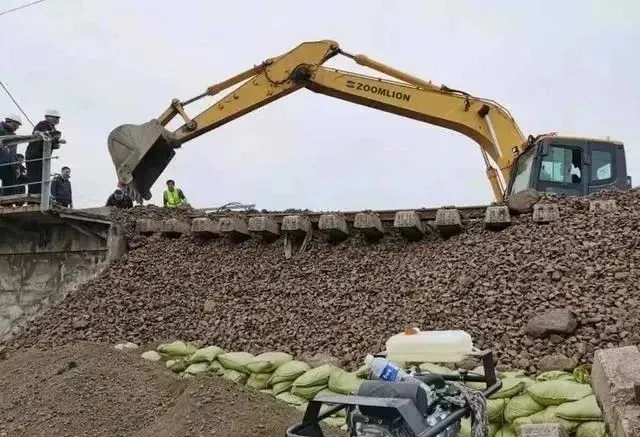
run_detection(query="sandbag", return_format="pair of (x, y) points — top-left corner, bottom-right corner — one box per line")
(418, 363), (459, 375)
(576, 421), (607, 437)
(246, 372), (272, 390)
(526, 380), (593, 406)
(185, 362), (209, 374)
(222, 368), (249, 384)
(276, 392), (307, 406)
(500, 370), (526, 378)
(489, 378), (526, 399)
(459, 418), (498, 437)
(269, 360), (312, 385)
(187, 346), (224, 364)
(166, 359), (187, 373)
(259, 389), (273, 395)
(466, 365), (505, 390)
(322, 417), (345, 428)
(536, 370), (574, 382)
(354, 363), (371, 378)
(293, 364), (334, 388)
(272, 380), (294, 395)
(291, 383), (327, 400)
(503, 393), (544, 423)
(513, 405), (580, 435)
(141, 350), (162, 362)
(208, 360), (225, 375)
(487, 398), (508, 422)
(217, 352), (255, 374)
(245, 352), (293, 373)
(157, 341), (197, 356)
(494, 425), (516, 437)
(328, 369), (365, 395)
(555, 395), (602, 421)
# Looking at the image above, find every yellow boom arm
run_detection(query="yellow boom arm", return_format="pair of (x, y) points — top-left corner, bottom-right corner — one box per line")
(108, 40), (526, 202)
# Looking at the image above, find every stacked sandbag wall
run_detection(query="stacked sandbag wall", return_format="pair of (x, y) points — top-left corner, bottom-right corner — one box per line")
(135, 341), (608, 436)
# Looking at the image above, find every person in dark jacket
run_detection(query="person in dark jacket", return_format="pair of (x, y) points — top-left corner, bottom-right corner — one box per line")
(13, 154), (27, 195)
(0, 114), (22, 196)
(106, 187), (133, 209)
(26, 109), (63, 195)
(50, 166), (72, 208)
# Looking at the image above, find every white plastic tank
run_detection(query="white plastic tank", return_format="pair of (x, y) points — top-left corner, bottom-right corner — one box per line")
(385, 328), (473, 363)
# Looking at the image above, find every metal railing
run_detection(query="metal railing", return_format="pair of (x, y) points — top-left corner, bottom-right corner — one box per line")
(0, 133), (59, 212)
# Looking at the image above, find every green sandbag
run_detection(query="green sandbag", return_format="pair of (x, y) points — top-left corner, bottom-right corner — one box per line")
(419, 362), (459, 375)
(217, 352), (255, 374)
(555, 395), (602, 421)
(259, 389), (273, 395)
(536, 370), (574, 382)
(222, 368), (249, 384)
(185, 362), (209, 374)
(489, 378), (526, 399)
(293, 364), (334, 388)
(576, 421), (607, 437)
(494, 425), (517, 437)
(503, 393), (544, 423)
(245, 352), (293, 373)
(165, 359), (187, 373)
(354, 363), (371, 378)
(208, 360), (225, 375)
(466, 366), (505, 390)
(295, 403), (308, 413)
(526, 380), (593, 406)
(459, 418), (498, 437)
(269, 360), (312, 385)
(328, 369), (366, 395)
(276, 392), (307, 406)
(513, 405), (580, 435)
(157, 340), (197, 356)
(187, 346), (224, 364)
(322, 417), (345, 428)
(272, 380), (294, 395)
(291, 383), (327, 400)
(246, 372), (273, 390)
(501, 370), (526, 378)
(487, 398), (508, 422)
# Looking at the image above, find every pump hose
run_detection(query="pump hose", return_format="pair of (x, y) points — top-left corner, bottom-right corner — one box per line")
(443, 382), (488, 437)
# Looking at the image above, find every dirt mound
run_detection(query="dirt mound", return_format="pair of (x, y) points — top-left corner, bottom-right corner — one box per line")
(6, 190), (640, 373)
(0, 342), (335, 437)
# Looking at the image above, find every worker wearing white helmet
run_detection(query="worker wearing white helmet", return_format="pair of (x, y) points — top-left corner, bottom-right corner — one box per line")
(26, 108), (65, 195)
(0, 114), (24, 195)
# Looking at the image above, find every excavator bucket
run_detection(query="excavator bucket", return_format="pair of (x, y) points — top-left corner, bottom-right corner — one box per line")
(107, 119), (177, 201)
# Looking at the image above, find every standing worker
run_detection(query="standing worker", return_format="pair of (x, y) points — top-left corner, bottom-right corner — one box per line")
(163, 179), (188, 208)
(0, 114), (23, 195)
(50, 166), (72, 208)
(26, 109), (63, 196)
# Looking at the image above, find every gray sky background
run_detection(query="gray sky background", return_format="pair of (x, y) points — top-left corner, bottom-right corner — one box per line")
(2, 0), (639, 210)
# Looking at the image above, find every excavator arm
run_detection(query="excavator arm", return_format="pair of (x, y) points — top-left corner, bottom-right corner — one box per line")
(108, 40), (526, 203)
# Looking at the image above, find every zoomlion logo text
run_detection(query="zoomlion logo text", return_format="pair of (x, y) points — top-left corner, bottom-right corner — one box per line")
(345, 80), (411, 102)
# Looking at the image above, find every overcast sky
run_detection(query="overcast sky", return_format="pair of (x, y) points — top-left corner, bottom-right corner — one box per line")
(2, 0), (638, 210)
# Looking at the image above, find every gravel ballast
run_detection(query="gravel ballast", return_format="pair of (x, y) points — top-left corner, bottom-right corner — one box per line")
(4, 189), (640, 373)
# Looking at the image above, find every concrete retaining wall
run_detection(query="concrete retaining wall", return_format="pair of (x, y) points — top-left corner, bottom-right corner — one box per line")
(0, 209), (121, 340)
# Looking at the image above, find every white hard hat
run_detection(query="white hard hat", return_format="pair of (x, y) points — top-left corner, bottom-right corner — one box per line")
(5, 114), (22, 125)
(44, 109), (61, 118)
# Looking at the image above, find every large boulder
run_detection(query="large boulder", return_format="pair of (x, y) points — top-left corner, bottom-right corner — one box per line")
(507, 188), (541, 214)
(525, 308), (578, 339)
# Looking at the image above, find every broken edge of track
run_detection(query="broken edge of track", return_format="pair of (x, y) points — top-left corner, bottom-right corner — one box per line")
(132, 199), (618, 243)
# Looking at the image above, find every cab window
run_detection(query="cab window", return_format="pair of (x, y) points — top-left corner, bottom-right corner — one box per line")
(539, 146), (582, 184)
(591, 149), (614, 184)
(509, 147), (535, 195)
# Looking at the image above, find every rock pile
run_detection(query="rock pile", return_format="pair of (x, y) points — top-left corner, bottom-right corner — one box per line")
(5, 189), (640, 373)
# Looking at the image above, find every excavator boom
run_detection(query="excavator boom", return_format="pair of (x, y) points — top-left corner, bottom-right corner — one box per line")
(107, 40), (527, 202)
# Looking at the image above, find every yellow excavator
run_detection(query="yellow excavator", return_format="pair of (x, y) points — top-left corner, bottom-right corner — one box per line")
(107, 39), (631, 204)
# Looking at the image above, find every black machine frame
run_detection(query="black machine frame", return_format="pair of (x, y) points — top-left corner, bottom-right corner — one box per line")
(285, 350), (502, 437)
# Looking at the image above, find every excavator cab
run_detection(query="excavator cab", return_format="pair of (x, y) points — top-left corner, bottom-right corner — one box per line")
(506, 135), (631, 198)
(107, 119), (177, 201)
